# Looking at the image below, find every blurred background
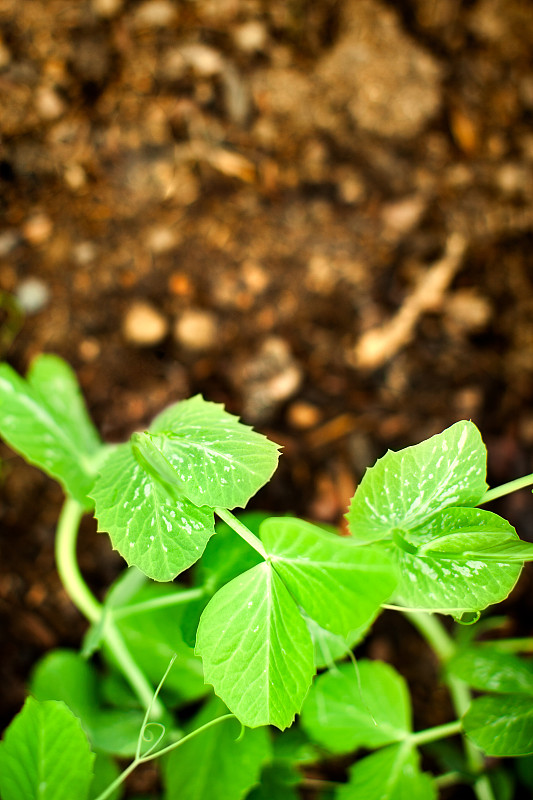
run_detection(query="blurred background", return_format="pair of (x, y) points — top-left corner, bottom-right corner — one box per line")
(1, 0), (533, 754)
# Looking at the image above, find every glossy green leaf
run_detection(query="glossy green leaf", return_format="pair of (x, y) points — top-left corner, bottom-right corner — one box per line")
(301, 660), (411, 754)
(261, 518), (397, 637)
(427, 536), (533, 562)
(347, 421), (487, 544)
(147, 395), (281, 509)
(164, 697), (270, 800)
(0, 697), (95, 800)
(0, 356), (103, 506)
(92, 443), (215, 581)
(463, 695), (533, 756)
(392, 508), (522, 613)
(196, 562), (315, 729)
(30, 650), (146, 757)
(337, 743), (436, 800)
(447, 648), (533, 695)
(110, 582), (208, 704)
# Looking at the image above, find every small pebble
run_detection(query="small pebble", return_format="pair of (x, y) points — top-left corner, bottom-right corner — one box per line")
(73, 242), (97, 265)
(134, 0), (178, 27)
(23, 213), (53, 245)
(122, 301), (168, 347)
(92, 0), (123, 17)
(0, 230), (20, 257)
(35, 86), (65, 121)
(174, 309), (218, 351)
(180, 44), (224, 76)
(287, 401), (322, 430)
(146, 227), (178, 254)
(16, 277), (50, 314)
(233, 20), (267, 52)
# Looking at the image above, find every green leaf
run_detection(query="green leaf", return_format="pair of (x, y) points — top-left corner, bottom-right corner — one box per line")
(304, 616), (360, 669)
(196, 562), (315, 729)
(261, 518), (397, 638)
(347, 421), (487, 544)
(246, 762), (301, 800)
(146, 395), (281, 509)
(301, 660), (411, 754)
(447, 648), (533, 695)
(195, 513), (265, 594)
(0, 356), (103, 506)
(91, 442), (216, 581)
(164, 697), (270, 800)
(337, 743), (436, 800)
(463, 695), (533, 756)
(391, 508), (522, 613)
(271, 726), (321, 765)
(90, 754), (122, 800)
(0, 697), (95, 800)
(30, 650), (146, 757)
(110, 582), (208, 704)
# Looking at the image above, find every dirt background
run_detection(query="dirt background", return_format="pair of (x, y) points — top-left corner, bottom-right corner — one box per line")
(1, 0), (533, 794)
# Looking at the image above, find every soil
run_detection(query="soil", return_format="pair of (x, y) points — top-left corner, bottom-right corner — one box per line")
(1, 0), (533, 796)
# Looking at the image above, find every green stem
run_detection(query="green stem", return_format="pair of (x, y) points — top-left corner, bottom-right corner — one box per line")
(55, 499), (101, 623)
(55, 498), (164, 718)
(215, 508), (267, 559)
(404, 612), (495, 800)
(93, 714), (235, 800)
(92, 759), (139, 800)
(409, 720), (462, 747)
(434, 772), (464, 789)
(479, 637), (533, 653)
(112, 587), (206, 619)
(477, 473), (533, 505)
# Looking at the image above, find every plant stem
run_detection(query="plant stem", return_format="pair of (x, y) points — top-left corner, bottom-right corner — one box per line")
(434, 771), (464, 789)
(477, 473), (533, 505)
(409, 720), (462, 746)
(93, 714), (235, 800)
(55, 499), (101, 623)
(55, 498), (164, 718)
(112, 587), (206, 619)
(404, 612), (496, 800)
(214, 508), (267, 559)
(479, 637), (533, 653)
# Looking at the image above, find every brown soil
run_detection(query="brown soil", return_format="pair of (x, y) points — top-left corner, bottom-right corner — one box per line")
(1, 0), (533, 795)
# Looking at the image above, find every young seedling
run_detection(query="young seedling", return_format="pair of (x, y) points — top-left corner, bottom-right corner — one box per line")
(1, 353), (533, 800)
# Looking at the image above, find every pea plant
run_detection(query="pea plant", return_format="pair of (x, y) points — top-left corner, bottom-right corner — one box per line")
(1, 354), (533, 800)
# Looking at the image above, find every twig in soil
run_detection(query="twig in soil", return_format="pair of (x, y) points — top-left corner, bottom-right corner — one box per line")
(352, 232), (467, 369)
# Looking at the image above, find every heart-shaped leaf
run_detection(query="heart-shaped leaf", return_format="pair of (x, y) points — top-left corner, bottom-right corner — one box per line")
(447, 648), (533, 695)
(146, 395), (281, 509)
(0, 697), (95, 800)
(391, 508), (522, 613)
(337, 743), (436, 800)
(347, 421), (487, 544)
(301, 660), (411, 753)
(0, 356), (103, 507)
(261, 517), (397, 638)
(464, 695), (533, 756)
(92, 443), (215, 581)
(196, 562), (314, 729)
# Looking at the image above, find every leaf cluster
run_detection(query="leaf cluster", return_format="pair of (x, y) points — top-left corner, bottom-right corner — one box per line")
(2, 355), (533, 800)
